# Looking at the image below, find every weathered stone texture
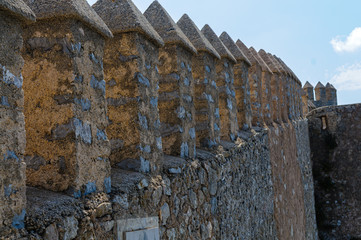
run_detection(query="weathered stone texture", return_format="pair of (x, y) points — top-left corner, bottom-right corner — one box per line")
(0, 8), (27, 235)
(103, 32), (163, 173)
(308, 104), (361, 239)
(192, 52), (221, 147)
(22, 18), (110, 195)
(236, 40), (263, 126)
(157, 45), (196, 158)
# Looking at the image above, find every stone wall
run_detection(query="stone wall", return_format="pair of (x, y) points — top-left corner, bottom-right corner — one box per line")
(0, 1), (35, 236)
(0, 0), (319, 239)
(308, 104), (361, 239)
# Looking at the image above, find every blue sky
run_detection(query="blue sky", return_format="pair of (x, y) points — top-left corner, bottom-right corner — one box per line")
(88, 0), (361, 105)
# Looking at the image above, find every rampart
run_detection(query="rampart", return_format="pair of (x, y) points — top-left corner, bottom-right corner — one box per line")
(0, 0), (318, 239)
(308, 104), (361, 239)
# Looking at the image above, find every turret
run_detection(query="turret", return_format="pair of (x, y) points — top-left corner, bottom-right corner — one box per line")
(314, 82), (326, 107)
(326, 83), (337, 106)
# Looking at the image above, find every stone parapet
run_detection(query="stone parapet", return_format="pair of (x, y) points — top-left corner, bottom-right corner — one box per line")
(22, 0), (111, 196)
(94, 0), (164, 173)
(0, 1), (34, 235)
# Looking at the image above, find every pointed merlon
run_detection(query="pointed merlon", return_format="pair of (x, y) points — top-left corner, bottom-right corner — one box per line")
(326, 83), (336, 89)
(201, 24), (236, 64)
(219, 32), (251, 66)
(0, 0), (36, 22)
(93, 0), (163, 46)
(144, 1), (197, 54)
(235, 39), (259, 66)
(23, 0), (113, 38)
(267, 53), (287, 75)
(249, 47), (273, 74)
(303, 81), (314, 89)
(315, 82), (325, 89)
(177, 15), (220, 59)
(258, 49), (280, 74)
(273, 55), (293, 77)
(92, 0), (163, 47)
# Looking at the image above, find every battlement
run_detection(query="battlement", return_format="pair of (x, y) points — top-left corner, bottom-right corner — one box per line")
(0, 0), (317, 238)
(302, 81), (338, 113)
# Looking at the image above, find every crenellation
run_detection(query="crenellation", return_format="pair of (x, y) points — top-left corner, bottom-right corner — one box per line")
(144, 1), (197, 158)
(0, 1), (323, 239)
(178, 14), (221, 148)
(201, 25), (239, 142)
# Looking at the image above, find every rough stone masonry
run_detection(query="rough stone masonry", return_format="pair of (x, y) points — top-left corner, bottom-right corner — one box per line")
(0, 0), (337, 239)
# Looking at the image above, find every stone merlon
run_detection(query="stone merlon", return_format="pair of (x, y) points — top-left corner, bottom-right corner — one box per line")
(177, 14), (220, 60)
(303, 81), (314, 89)
(92, 0), (164, 47)
(219, 32), (251, 66)
(144, 1), (197, 54)
(249, 47), (273, 74)
(201, 24), (237, 63)
(0, 0), (35, 22)
(23, 0), (113, 38)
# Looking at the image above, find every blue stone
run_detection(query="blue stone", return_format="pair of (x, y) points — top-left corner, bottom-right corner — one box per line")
(74, 75), (83, 83)
(85, 181), (96, 196)
(97, 129), (107, 141)
(214, 123), (220, 131)
(154, 119), (161, 129)
(138, 114), (148, 130)
(180, 142), (189, 158)
(170, 73), (180, 81)
(204, 94), (214, 103)
(150, 97), (158, 108)
(73, 190), (81, 198)
(183, 95), (192, 103)
(104, 177), (111, 194)
(90, 75), (106, 95)
(71, 42), (81, 53)
(183, 78), (190, 86)
(136, 73), (150, 87)
(204, 78), (208, 84)
(189, 128), (196, 139)
(181, 62), (186, 68)
(215, 108), (220, 118)
(176, 106), (186, 119)
(1, 65), (23, 88)
(140, 157), (150, 173)
(187, 64), (192, 72)
(155, 65), (159, 73)
(205, 65), (211, 73)
(1, 96), (10, 106)
(226, 86), (232, 95)
(156, 137), (163, 150)
(73, 118), (92, 144)
(12, 209), (26, 229)
(227, 98), (233, 110)
(4, 184), (12, 197)
(211, 81), (217, 88)
(4, 151), (19, 162)
(143, 145), (151, 153)
(74, 98), (91, 111)
(146, 63), (151, 70)
(211, 197), (217, 214)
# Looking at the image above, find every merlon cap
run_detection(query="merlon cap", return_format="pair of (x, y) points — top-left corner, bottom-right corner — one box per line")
(326, 82), (336, 89)
(92, 0), (163, 47)
(144, 1), (197, 54)
(219, 32), (251, 66)
(315, 82), (325, 89)
(235, 39), (258, 66)
(303, 81), (314, 89)
(249, 47), (273, 74)
(177, 14), (220, 59)
(23, 0), (113, 38)
(201, 24), (236, 63)
(258, 49), (279, 73)
(0, 0), (36, 22)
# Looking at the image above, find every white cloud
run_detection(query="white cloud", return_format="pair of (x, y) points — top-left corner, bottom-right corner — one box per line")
(331, 27), (361, 53)
(331, 63), (361, 90)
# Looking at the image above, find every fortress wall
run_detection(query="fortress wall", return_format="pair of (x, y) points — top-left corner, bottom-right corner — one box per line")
(0, 5), (33, 235)
(103, 32), (163, 173)
(308, 104), (361, 239)
(0, 0), (319, 239)
(22, 16), (111, 195)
